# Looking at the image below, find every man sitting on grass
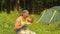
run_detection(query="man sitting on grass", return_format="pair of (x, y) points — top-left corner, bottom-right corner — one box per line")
(14, 10), (34, 34)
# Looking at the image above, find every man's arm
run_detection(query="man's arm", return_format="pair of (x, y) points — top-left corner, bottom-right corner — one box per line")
(14, 17), (26, 30)
(27, 15), (34, 23)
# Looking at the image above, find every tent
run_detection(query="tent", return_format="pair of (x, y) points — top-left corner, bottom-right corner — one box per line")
(38, 6), (60, 24)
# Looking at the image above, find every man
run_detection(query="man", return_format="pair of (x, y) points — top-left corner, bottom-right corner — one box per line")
(14, 10), (34, 34)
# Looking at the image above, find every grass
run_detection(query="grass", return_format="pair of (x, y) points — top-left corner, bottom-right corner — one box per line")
(0, 10), (60, 34)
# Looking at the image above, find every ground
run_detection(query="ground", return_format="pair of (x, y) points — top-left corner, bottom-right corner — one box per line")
(0, 10), (60, 34)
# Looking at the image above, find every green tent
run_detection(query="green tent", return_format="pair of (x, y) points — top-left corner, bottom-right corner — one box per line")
(39, 6), (60, 24)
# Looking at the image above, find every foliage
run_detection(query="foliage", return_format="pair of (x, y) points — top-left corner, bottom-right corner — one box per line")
(0, 11), (19, 34)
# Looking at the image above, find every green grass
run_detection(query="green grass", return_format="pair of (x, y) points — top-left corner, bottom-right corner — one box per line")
(0, 11), (60, 34)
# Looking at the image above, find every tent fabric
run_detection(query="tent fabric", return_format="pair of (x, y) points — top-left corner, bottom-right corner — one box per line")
(39, 9), (53, 23)
(39, 8), (60, 24)
(51, 12), (60, 23)
(51, 6), (60, 13)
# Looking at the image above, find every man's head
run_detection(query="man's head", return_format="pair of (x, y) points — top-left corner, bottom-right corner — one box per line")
(22, 10), (29, 18)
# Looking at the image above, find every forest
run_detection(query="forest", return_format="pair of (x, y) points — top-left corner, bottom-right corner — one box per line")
(0, 0), (60, 14)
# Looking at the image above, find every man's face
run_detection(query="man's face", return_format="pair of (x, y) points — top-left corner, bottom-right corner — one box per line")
(23, 12), (29, 18)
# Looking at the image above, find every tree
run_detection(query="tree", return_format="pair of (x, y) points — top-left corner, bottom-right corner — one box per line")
(0, 0), (60, 14)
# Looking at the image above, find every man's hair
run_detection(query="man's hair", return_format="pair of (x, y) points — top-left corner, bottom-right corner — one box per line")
(22, 10), (29, 13)
(21, 10), (29, 16)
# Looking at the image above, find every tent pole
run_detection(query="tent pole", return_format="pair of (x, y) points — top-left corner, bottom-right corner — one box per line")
(49, 10), (57, 24)
(36, 10), (46, 23)
(47, 10), (57, 31)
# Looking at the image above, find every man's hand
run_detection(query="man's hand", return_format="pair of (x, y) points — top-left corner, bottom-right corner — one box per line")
(30, 15), (34, 18)
(28, 15), (34, 23)
(26, 23), (31, 26)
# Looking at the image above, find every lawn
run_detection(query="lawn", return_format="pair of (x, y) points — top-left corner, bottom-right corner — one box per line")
(0, 10), (60, 34)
